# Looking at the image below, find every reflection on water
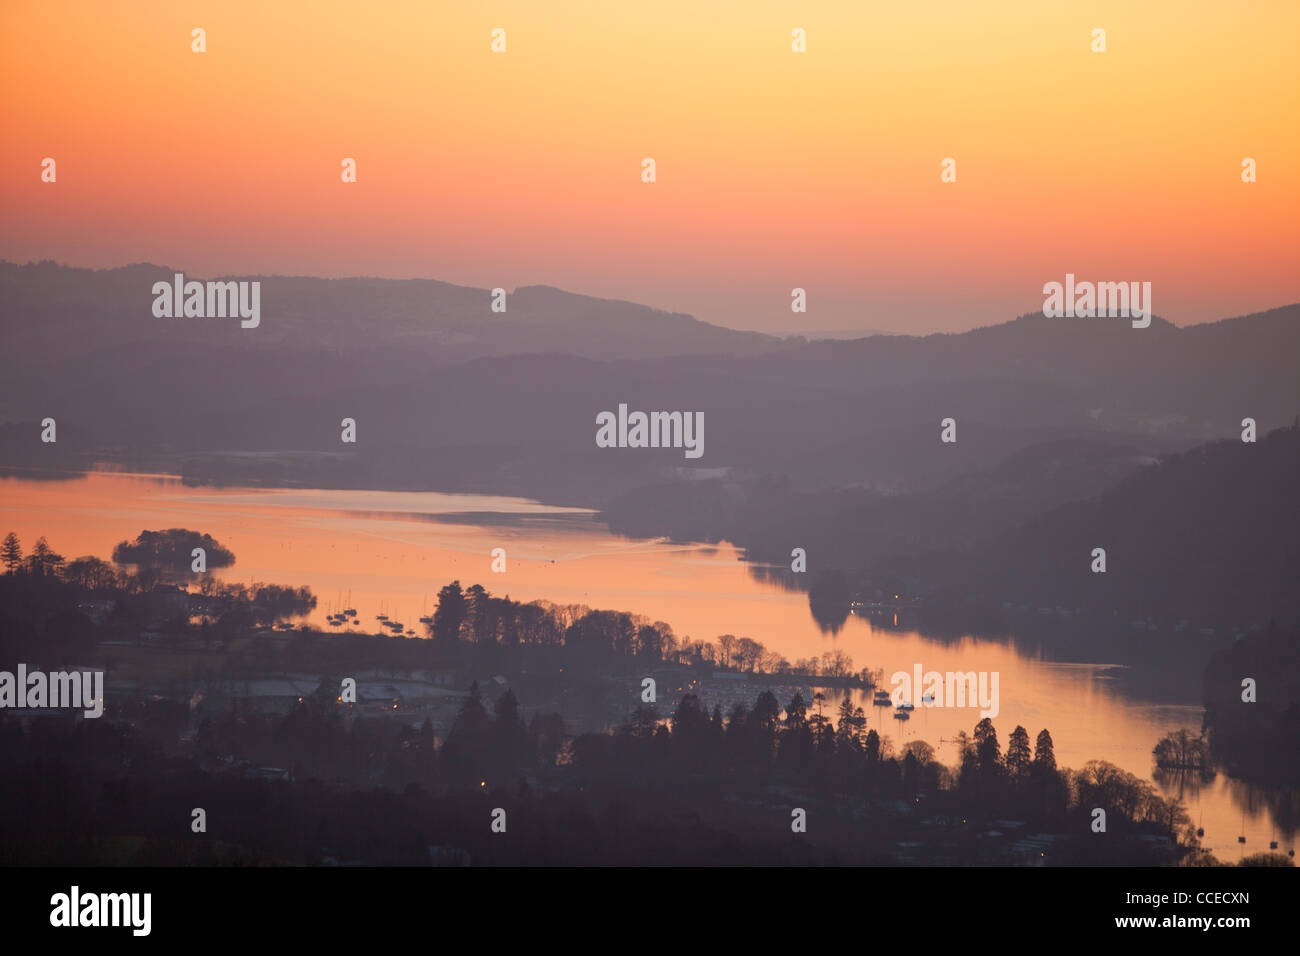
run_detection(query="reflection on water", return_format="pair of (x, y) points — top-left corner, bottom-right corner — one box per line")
(0, 470), (1292, 863)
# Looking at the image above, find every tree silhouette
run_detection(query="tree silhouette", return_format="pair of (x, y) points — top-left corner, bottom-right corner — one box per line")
(780, 692), (813, 768)
(974, 717), (1001, 774)
(491, 688), (528, 778)
(863, 729), (881, 763)
(670, 694), (711, 768)
(441, 681), (490, 786)
(62, 556), (118, 590)
(1153, 729), (1208, 771)
(1006, 725), (1032, 781)
(431, 581), (467, 644)
(111, 529), (233, 583)
(1033, 729), (1057, 774)
(26, 536), (64, 577)
(1, 533), (21, 574)
(716, 633), (736, 669)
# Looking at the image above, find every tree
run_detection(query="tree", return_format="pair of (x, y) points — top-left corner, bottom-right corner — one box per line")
(835, 695), (866, 751)
(671, 694), (711, 766)
(464, 583), (494, 643)
(749, 691), (781, 764)
(1077, 760), (1154, 824)
(1006, 725), (1032, 780)
(26, 536), (64, 577)
(457, 681), (488, 730)
(780, 692), (813, 767)
(1, 533), (21, 574)
(863, 729), (881, 762)
(716, 633), (736, 669)
(636, 624), (664, 660)
(902, 749), (920, 793)
(974, 717), (1000, 773)
(441, 681), (491, 786)
(903, 740), (934, 765)
(1033, 729), (1057, 774)
(564, 609), (635, 660)
(809, 711), (836, 755)
(111, 528), (233, 582)
(1027, 729), (1069, 824)
(1152, 729), (1208, 770)
(785, 693), (808, 730)
(622, 703), (659, 740)
(63, 555), (119, 590)
(821, 649), (853, 678)
(752, 691), (781, 731)
(431, 581), (467, 643)
(734, 637), (763, 672)
(491, 688), (528, 775)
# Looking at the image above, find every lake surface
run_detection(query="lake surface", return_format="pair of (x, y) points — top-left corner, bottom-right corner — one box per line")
(1, 469), (1291, 862)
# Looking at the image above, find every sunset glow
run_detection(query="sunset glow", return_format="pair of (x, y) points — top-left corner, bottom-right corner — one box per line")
(3, 0), (1297, 331)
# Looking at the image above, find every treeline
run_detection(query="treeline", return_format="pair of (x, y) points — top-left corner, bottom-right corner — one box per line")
(0, 529), (314, 663)
(1202, 624), (1300, 786)
(0, 681), (1205, 865)
(0, 710), (839, 866)
(3, 528), (243, 590)
(574, 698), (1194, 847)
(425, 580), (871, 680)
(5, 525), (862, 682)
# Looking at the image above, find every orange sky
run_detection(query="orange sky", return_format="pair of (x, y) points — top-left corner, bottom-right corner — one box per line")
(2, 0), (1298, 333)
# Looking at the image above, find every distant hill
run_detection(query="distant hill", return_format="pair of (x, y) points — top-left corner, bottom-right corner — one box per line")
(778, 328), (900, 340)
(0, 260), (780, 385)
(1202, 624), (1300, 786)
(604, 425), (1299, 633)
(603, 434), (1171, 568)
(0, 260), (1296, 516)
(983, 424), (1300, 628)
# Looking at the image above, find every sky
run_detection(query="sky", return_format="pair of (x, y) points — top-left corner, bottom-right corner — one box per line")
(2, 0), (1298, 334)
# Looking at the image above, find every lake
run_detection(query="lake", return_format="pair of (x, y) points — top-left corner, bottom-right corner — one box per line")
(1, 469), (1291, 862)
